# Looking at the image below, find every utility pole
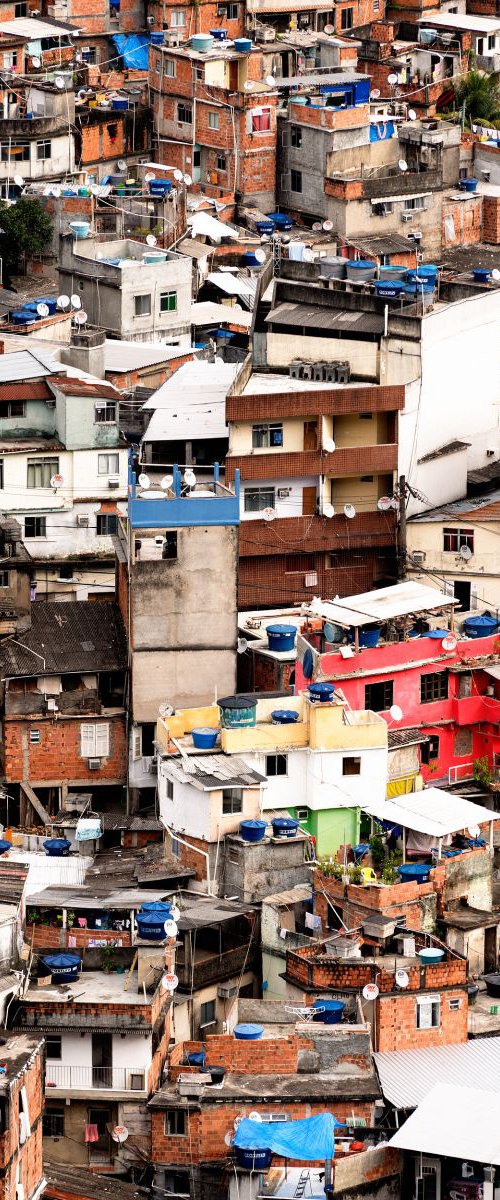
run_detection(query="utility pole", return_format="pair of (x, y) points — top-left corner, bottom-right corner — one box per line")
(398, 474), (407, 581)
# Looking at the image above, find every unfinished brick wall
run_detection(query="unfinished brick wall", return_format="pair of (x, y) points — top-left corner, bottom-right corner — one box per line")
(1, 1045), (44, 1200)
(377, 987), (468, 1051)
(482, 195), (500, 244)
(3, 713), (127, 784)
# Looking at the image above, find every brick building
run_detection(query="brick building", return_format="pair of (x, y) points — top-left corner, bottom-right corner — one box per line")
(0, 1033), (45, 1200)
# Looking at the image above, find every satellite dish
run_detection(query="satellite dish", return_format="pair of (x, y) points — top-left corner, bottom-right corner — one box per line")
(31, 55), (41, 67)
(50, 473), (64, 488)
(36, 303), (49, 318)
(117, 159), (127, 171)
(377, 496), (392, 512)
(144, 171), (155, 182)
(90, 184), (100, 197)
(57, 294), (70, 309)
(323, 437), (336, 453)
(138, 472), (151, 489)
(51, 185), (61, 198)
(74, 310), (88, 324)
(389, 704), (403, 722)
(173, 169), (183, 181)
(322, 219), (333, 231)
(111, 1126), (129, 1143)
(164, 919), (178, 938)
(237, 638), (249, 654)
(396, 969), (409, 989)
(260, 234), (270, 244)
(323, 503), (335, 519)
(146, 233), (157, 247)
(362, 983), (379, 1001)
(262, 507), (277, 521)
(244, 80), (255, 90)
(312, 222), (322, 232)
(158, 703), (174, 718)
(249, 1112), (262, 1122)
(13, 174), (24, 188)
(160, 474), (173, 489)
(266, 74), (275, 86)
(399, 158), (408, 172)
(442, 634), (457, 652)
(183, 174), (192, 186)
(468, 824), (480, 839)
(388, 73), (398, 85)
(55, 75), (65, 89)
(254, 248), (266, 263)
(71, 293), (81, 310)
(344, 504), (356, 519)
(183, 468), (196, 487)
(459, 544), (472, 560)
(389, 496), (400, 510)
(324, 22), (334, 32)
(408, 108), (417, 120)
(370, 88), (381, 99)
(161, 973), (179, 991)
(492, 269), (500, 282)
(224, 1132), (233, 1147)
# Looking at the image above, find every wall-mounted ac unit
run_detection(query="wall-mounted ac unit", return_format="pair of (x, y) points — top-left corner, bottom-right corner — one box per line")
(77, 514), (89, 528)
(88, 758), (101, 770)
(108, 476), (120, 489)
(412, 550), (426, 564)
(218, 983), (238, 999)
(277, 488), (291, 498)
(401, 211), (413, 222)
(47, 698), (58, 712)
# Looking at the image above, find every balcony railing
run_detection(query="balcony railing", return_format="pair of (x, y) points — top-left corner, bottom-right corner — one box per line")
(45, 1065), (146, 1093)
(176, 943), (254, 990)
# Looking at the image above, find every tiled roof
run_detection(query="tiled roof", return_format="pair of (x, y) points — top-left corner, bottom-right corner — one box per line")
(388, 727), (429, 749)
(49, 376), (120, 400)
(0, 861), (28, 905)
(0, 600), (127, 677)
(0, 381), (52, 401)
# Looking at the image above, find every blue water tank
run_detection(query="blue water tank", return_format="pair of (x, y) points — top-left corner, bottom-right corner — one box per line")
(239, 819), (267, 843)
(464, 613), (499, 638)
(43, 838), (71, 857)
(192, 727), (218, 749)
(41, 953), (81, 982)
(234, 37), (252, 50)
(268, 212), (293, 230)
(312, 998), (345, 1024)
(271, 710), (299, 724)
(140, 901), (172, 913)
(271, 817), (300, 838)
(235, 1148), (272, 1170)
(0, 841), (10, 856)
(136, 911), (169, 940)
(266, 623), (297, 652)
(150, 30), (164, 42)
(308, 682), (335, 703)
(234, 1023), (263, 1040)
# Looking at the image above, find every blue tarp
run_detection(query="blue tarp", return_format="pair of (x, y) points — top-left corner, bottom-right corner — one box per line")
(112, 34), (149, 70)
(370, 120), (395, 142)
(233, 1113), (341, 1161)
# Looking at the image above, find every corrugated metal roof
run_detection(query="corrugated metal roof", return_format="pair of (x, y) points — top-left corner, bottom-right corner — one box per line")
(262, 884), (312, 906)
(0, 861), (28, 906)
(409, 486), (500, 524)
(0, 600), (127, 677)
(375, 1037), (500, 1109)
(0, 381), (52, 401)
(419, 11), (500, 30)
(0, 15), (79, 36)
(362, 785), (498, 837)
(104, 339), (186, 373)
(45, 1160), (146, 1200)
(162, 753), (266, 790)
(50, 375), (119, 400)
(266, 302), (384, 334)
(0, 348), (56, 381)
(388, 727), (429, 749)
(142, 359), (238, 411)
(207, 271), (256, 305)
(306, 580), (455, 628)
(278, 71), (368, 86)
(191, 301), (252, 329)
(187, 213), (239, 242)
(143, 398), (228, 444)
(388, 1083), (500, 1163)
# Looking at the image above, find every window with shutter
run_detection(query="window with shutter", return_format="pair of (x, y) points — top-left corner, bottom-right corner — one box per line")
(80, 724), (95, 757)
(95, 724), (110, 757)
(132, 728), (142, 759)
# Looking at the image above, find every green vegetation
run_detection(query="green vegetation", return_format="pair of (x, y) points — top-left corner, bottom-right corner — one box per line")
(0, 198), (53, 284)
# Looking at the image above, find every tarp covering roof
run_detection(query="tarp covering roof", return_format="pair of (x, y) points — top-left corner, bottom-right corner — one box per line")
(111, 33), (149, 70)
(233, 1114), (341, 1160)
(362, 786), (497, 838)
(187, 213), (239, 243)
(306, 581), (455, 629)
(389, 1083), (500, 1165)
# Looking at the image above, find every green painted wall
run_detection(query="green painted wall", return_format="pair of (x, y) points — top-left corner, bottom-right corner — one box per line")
(290, 805), (360, 857)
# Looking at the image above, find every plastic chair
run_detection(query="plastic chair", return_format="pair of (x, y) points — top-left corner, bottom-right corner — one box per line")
(361, 867), (377, 885)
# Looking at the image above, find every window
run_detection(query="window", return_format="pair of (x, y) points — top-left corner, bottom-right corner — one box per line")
(404, 196), (425, 211)
(97, 514), (118, 535)
(244, 486), (275, 513)
(341, 6), (353, 27)
(46, 1035), (62, 1060)
(217, 153), (226, 171)
(208, 111), (219, 130)
(251, 107), (271, 132)
(14, 1), (27, 15)
(166, 778), (174, 801)
(29, 729), (40, 744)
(443, 527), (474, 554)
(3, 51), (17, 69)
(94, 402), (117, 424)
(195, 65), (204, 80)
(170, 8), (185, 23)
(360, 413), (373, 420)
(291, 169), (302, 193)
(453, 579), (471, 612)
(420, 672), (448, 704)
(27, 457), (59, 489)
(6, 401), (25, 418)
(365, 680), (393, 712)
(297, 807), (309, 822)
(177, 103), (192, 124)
(488, 33), (496, 49)
(43, 1104), (64, 1138)
(80, 722), (110, 758)
(162, 531), (177, 559)
(59, 565), (74, 581)
(0, 571), (9, 588)
(266, 753), (287, 776)
(171, 836), (180, 856)
(342, 756), (361, 776)
(200, 999), (216, 1027)
(222, 787), (243, 814)
(25, 517), (46, 538)
(252, 422), (283, 448)
(163, 1173), (189, 1195)
(226, 1), (238, 15)
(164, 1109), (186, 1136)
(98, 453), (119, 475)
(449, 997), (461, 1011)
(416, 994), (440, 1029)
(160, 291), (177, 313)
(0, 142), (29, 161)
(36, 140), (51, 161)
(421, 734), (440, 764)
(164, 57), (176, 77)
(291, 125), (302, 148)
(134, 294), (151, 317)
(0, 461), (3, 489)
(373, 0), (380, 9)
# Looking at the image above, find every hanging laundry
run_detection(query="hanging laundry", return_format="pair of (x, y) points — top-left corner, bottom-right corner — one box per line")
(75, 817), (102, 842)
(85, 1124), (99, 1143)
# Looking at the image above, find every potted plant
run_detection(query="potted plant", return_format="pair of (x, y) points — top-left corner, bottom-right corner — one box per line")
(369, 832), (385, 873)
(67, 912), (76, 929)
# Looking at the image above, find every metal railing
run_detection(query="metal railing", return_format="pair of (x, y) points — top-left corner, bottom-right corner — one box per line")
(45, 1065), (146, 1091)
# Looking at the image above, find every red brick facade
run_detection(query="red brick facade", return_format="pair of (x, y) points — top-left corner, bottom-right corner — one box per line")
(1, 1043), (44, 1200)
(3, 713), (127, 785)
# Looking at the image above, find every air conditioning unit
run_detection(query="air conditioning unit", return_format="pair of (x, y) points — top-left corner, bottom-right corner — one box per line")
(77, 514), (89, 528)
(47, 698), (58, 712)
(108, 475), (120, 488)
(401, 211), (413, 222)
(147, 14), (155, 22)
(88, 758), (101, 770)
(305, 571), (318, 587)
(412, 550), (426, 564)
(129, 1072), (145, 1090)
(218, 983), (238, 999)
(277, 488), (291, 498)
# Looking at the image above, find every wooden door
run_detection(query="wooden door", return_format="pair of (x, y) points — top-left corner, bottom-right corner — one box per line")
(302, 487), (317, 515)
(304, 421), (318, 450)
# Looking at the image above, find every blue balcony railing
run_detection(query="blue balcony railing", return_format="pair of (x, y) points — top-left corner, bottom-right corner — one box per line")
(128, 459), (240, 529)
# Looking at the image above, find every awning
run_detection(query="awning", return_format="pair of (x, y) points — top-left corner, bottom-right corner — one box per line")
(389, 1083), (500, 1165)
(306, 581), (455, 630)
(484, 665), (500, 681)
(362, 786), (497, 838)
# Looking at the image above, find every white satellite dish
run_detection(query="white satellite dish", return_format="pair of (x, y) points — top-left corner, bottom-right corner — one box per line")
(399, 158), (408, 172)
(249, 1112), (262, 1122)
(90, 184), (100, 197)
(442, 634), (457, 652)
(171, 905), (181, 921)
(237, 637), (249, 654)
(260, 234), (270, 244)
(224, 1132), (233, 1147)
(51, 185), (61, 198)
(323, 219), (333, 232)
(492, 269), (500, 282)
(468, 824), (480, 839)
(36, 303), (49, 318)
(71, 293), (81, 310)
(117, 158), (127, 171)
(161, 973), (179, 991)
(324, 22), (334, 32)
(262, 507), (277, 521)
(31, 55), (41, 67)
(74, 310), (88, 324)
(344, 504), (356, 519)
(389, 496), (400, 510)
(323, 503), (335, 519)
(57, 294), (70, 310)
(254, 248), (266, 263)
(408, 108), (417, 120)
(370, 88), (381, 99)
(459, 544), (472, 560)
(244, 79), (255, 90)
(312, 222), (322, 232)
(389, 704), (403, 722)
(138, 472), (151, 489)
(362, 982), (379, 1001)
(388, 73), (398, 85)
(266, 74), (275, 86)
(146, 233), (157, 246)
(50, 473), (64, 488)
(144, 171), (155, 182)
(173, 168), (183, 181)
(377, 496), (392, 512)
(184, 468), (196, 487)
(13, 175), (24, 188)
(55, 75), (65, 89)
(396, 969), (409, 989)
(164, 919), (178, 938)
(111, 1126), (129, 1143)
(183, 174), (192, 186)
(160, 474), (173, 489)
(323, 437), (336, 453)
(158, 703), (174, 718)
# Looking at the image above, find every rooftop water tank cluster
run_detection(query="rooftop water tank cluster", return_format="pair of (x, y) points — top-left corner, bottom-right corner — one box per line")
(11, 296), (59, 326)
(135, 900), (173, 941)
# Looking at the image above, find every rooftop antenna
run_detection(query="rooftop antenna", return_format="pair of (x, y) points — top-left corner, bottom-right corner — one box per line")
(399, 158), (408, 172)
(322, 219), (333, 231)
(183, 467), (196, 487)
(183, 174), (192, 186)
(322, 503), (335, 518)
(117, 158), (127, 172)
(173, 169), (183, 181)
(262, 507), (277, 521)
(146, 233), (157, 246)
(55, 75), (65, 89)
(344, 504), (356, 519)
(138, 472), (151, 489)
(57, 294), (70, 310)
(160, 474), (173, 489)
(265, 74), (275, 86)
(70, 294), (81, 310)
(377, 495), (392, 511)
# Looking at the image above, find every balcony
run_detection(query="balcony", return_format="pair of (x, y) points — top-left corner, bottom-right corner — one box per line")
(225, 445), (397, 483)
(176, 943), (255, 991)
(128, 462), (240, 530)
(451, 694), (500, 726)
(226, 385), (405, 422)
(239, 511), (397, 557)
(44, 1064), (147, 1097)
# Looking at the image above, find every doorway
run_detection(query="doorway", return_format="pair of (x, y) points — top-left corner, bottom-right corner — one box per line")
(485, 925), (497, 973)
(92, 1033), (112, 1087)
(415, 1157), (441, 1200)
(193, 145), (201, 183)
(453, 579), (471, 612)
(303, 421), (318, 450)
